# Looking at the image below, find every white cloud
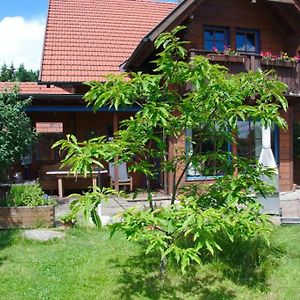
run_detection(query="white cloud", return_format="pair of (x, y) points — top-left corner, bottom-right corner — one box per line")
(0, 16), (45, 70)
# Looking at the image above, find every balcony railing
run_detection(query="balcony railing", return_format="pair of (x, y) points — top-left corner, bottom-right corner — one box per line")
(190, 49), (300, 96)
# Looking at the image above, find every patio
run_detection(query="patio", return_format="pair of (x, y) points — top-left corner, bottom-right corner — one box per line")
(54, 189), (300, 225)
(55, 191), (171, 225)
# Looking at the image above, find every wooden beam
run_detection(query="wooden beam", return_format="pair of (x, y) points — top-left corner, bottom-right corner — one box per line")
(148, 0), (203, 41)
(125, 0), (204, 70)
(264, 0), (294, 3)
(293, 0), (300, 11)
(256, 0), (300, 36)
(257, 1), (295, 36)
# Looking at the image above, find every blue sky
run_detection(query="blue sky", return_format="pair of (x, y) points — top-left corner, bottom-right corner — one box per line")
(0, 1), (48, 20)
(0, 1), (48, 70)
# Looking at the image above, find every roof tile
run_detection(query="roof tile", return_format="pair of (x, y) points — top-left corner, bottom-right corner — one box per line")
(40, 0), (176, 83)
(0, 82), (73, 95)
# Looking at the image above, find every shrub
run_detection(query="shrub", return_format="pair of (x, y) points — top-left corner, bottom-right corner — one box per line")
(0, 85), (37, 181)
(112, 166), (273, 274)
(4, 183), (55, 207)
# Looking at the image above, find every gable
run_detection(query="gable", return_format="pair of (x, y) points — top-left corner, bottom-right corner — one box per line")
(124, 0), (300, 70)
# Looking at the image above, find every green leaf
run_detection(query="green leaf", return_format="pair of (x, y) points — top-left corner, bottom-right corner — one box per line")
(91, 208), (102, 228)
(205, 241), (215, 256)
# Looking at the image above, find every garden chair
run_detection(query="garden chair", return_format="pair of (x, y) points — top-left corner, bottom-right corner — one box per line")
(109, 162), (133, 191)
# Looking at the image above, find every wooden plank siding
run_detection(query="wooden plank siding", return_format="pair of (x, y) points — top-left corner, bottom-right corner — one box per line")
(183, 0), (286, 55)
(168, 109), (295, 193)
(0, 206), (54, 229)
(178, 0), (299, 192)
(27, 111), (146, 192)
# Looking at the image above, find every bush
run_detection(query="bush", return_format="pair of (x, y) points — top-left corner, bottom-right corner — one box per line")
(4, 183), (55, 207)
(0, 85), (37, 181)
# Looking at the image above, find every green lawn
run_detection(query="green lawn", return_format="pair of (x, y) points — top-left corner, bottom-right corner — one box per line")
(0, 226), (300, 299)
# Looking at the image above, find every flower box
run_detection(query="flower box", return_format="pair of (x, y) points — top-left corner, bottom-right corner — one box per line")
(206, 54), (247, 63)
(261, 59), (297, 68)
(0, 205), (55, 229)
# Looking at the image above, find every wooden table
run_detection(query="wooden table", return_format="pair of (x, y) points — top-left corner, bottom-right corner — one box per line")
(46, 170), (108, 198)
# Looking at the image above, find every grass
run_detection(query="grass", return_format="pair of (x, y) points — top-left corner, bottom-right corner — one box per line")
(0, 226), (300, 299)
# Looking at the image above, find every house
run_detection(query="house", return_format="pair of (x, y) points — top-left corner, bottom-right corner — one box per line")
(3, 0), (299, 194)
(123, 0), (300, 193)
(6, 0), (176, 193)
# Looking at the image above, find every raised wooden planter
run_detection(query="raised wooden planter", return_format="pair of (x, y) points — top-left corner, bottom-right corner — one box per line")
(0, 206), (55, 229)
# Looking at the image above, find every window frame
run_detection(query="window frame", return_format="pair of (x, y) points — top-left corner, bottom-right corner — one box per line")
(236, 120), (279, 164)
(235, 28), (260, 54)
(185, 123), (279, 181)
(185, 128), (230, 181)
(203, 25), (230, 52)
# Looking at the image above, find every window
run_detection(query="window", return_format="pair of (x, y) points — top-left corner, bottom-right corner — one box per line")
(236, 29), (259, 54)
(36, 122), (63, 133)
(237, 121), (278, 163)
(204, 26), (229, 52)
(186, 128), (228, 179)
(237, 121), (262, 159)
(35, 122), (64, 161)
(186, 122), (279, 180)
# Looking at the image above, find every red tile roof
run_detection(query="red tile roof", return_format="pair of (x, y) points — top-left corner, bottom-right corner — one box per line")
(0, 82), (72, 95)
(40, 0), (176, 83)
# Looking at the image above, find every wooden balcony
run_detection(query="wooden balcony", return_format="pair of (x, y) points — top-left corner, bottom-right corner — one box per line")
(190, 49), (300, 96)
(260, 60), (299, 95)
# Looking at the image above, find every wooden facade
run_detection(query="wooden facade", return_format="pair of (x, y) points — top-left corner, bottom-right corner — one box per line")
(279, 108), (294, 191)
(124, 0), (300, 192)
(24, 0), (299, 194)
(25, 107), (146, 193)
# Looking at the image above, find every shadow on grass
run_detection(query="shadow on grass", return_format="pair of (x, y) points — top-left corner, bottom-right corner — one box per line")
(109, 236), (283, 299)
(0, 230), (18, 250)
(0, 230), (19, 265)
(215, 236), (284, 291)
(109, 253), (236, 300)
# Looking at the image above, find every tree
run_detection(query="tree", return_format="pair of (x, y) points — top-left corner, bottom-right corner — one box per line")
(15, 64), (39, 82)
(54, 26), (288, 273)
(0, 63), (11, 81)
(0, 63), (38, 82)
(0, 85), (37, 180)
(7, 63), (15, 81)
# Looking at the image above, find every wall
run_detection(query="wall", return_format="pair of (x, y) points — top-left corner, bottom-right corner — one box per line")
(166, 111), (295, 194)
(184, 0), (285, 54)
(279, 108), (294, 192)
(26, 111), (146, 193)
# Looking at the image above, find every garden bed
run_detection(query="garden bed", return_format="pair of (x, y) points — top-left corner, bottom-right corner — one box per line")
(0, 205), (54, 229)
